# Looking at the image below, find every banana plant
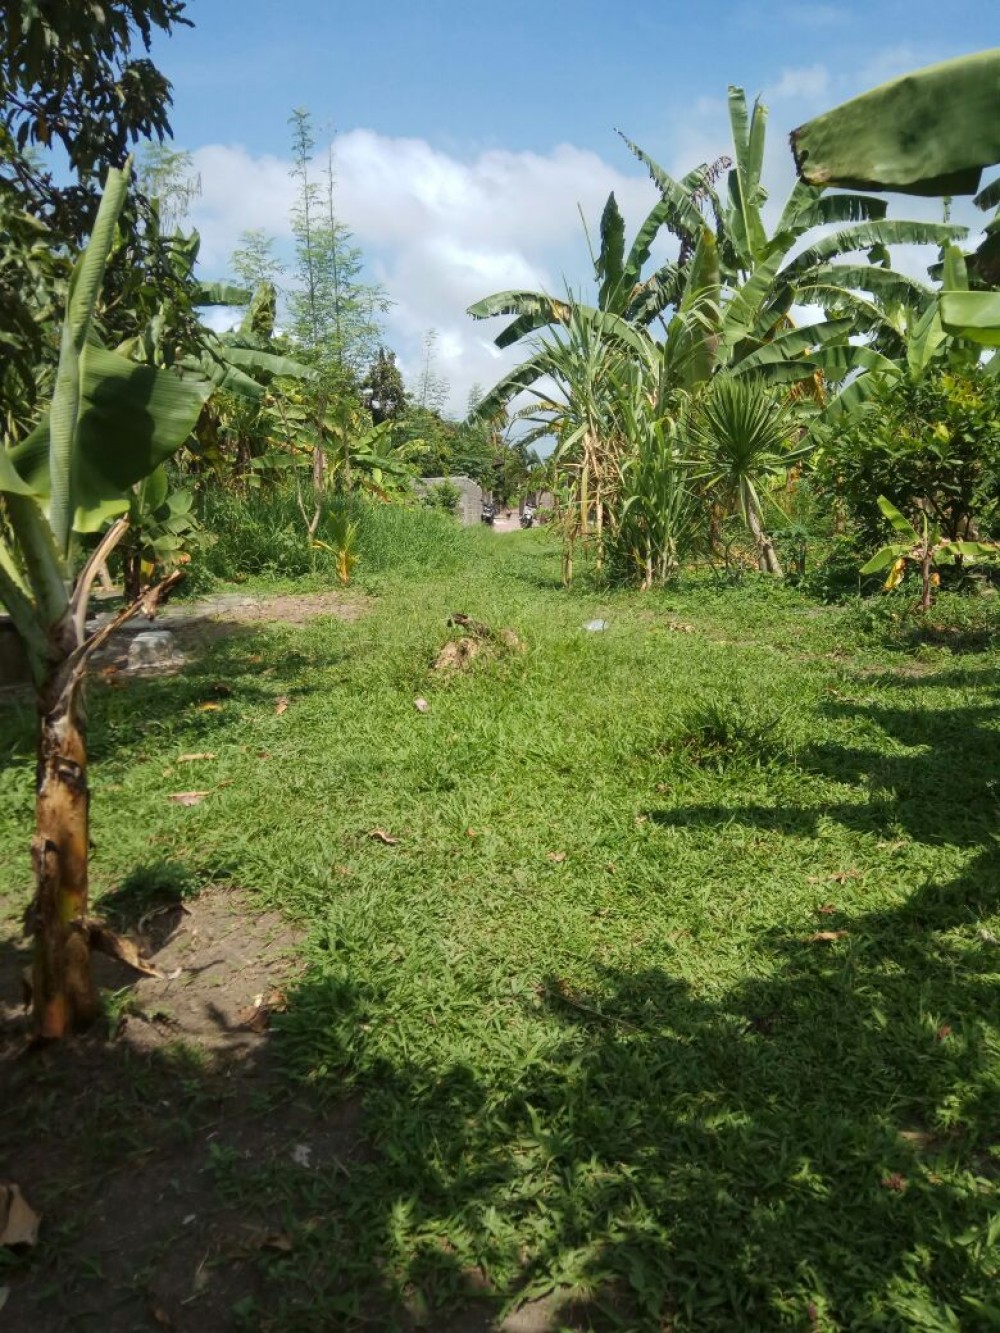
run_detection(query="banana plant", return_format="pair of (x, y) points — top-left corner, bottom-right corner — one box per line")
(0, 164), (211, 1038)
(119, 465), (209, 600)
(470, 86), (963, 420)
(861, 495), (997, 612)
(791, 49), (1000, 348)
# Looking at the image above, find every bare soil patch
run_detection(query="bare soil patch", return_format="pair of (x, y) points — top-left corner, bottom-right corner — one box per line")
(0, 888), (368, 1333)
(192, 589), (370, 629)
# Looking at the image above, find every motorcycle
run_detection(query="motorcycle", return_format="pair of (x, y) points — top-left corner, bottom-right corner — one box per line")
(481, 503), (496, 526)
(520, 506), (535, 529)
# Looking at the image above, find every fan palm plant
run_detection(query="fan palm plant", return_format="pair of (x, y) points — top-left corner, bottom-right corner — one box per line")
(689, 377), (809, 575)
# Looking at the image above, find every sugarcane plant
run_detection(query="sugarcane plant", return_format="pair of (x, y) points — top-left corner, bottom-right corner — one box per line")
(0, 163), (211, 1038)
(861, 495), (997, 612)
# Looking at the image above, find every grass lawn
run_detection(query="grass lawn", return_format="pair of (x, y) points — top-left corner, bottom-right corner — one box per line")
(1, 526), (999, 1330)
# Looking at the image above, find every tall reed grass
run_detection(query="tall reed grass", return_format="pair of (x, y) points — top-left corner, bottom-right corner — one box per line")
(192, 486), (468, 586)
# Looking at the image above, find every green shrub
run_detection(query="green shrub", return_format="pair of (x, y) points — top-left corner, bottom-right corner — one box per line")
(813, 369), (1000, 549)
(420, 479), (462, 515)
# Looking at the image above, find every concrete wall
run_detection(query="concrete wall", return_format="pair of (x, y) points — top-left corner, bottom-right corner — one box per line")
(414, 475), (485, 526)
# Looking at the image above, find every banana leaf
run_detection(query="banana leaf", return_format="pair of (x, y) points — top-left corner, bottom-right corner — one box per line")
(596, 192), (626, 310)
(939, 291), (1000, 346)
(10, 344), (211, 532)
(791, 49), (1000, 196)
(616, 132), (706, 245)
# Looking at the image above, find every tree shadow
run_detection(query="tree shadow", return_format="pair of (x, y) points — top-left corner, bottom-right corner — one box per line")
(3, 668), (999, 1330)
(262, 847), (999, 1329)
(4, 839), (999, 1330)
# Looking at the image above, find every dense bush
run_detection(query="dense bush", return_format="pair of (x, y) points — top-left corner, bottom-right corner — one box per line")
(420, 479), (462, 515)
(813, 368), (1000, 548)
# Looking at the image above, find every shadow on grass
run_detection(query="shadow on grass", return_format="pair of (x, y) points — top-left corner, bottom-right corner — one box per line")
(263, 845), (1000, 1330)
(0, 625), (349, 774)
(3, 662), (999, 1330)
(4, 847), (999, 1331)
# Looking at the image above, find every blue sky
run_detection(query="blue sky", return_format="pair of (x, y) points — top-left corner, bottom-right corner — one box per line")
(149, 2), (999, 410)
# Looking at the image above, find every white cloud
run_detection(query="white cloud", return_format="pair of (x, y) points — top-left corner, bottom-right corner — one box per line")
(188, 132), (659, 416)
(766, 64), (830, 103)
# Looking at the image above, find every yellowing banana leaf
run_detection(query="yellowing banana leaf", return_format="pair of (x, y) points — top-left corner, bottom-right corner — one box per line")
(791, 49), (1000, 196)
(10, 344), (211, 532)
(939, 291), (1000, 347)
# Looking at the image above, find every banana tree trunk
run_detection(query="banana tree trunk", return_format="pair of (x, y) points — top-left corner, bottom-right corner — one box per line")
(32, 657), (99, 1038)
(23, 562), (180, 1038)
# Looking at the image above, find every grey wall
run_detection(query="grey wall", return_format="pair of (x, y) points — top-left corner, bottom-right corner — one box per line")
(415, 475), (485, 526)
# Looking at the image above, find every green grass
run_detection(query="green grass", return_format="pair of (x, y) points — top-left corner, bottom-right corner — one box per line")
(2, 528), (999, 1330)
(190, 485), (468, 590)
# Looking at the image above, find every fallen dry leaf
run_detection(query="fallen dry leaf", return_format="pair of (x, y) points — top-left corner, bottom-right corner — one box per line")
(414, 696), (430, 713)
(808, 930), (849, 943)
(899, 1129), (936, 1150)
(667, 621), (695, 633)
(87, 921), (161, 977)
(151, 1305), (174, 1329)
(935, 1025), (953, 1041)
(369, 828), (400, 845)
(546, 851), (566, 863)
(169, 791), (209, 807)
(816, 903), (837, 915)
(177, 752), (216, 763)
(0, 1183), (40, 1247)
(333, 864), (352, 876)
(880, 1172), (908, 1193)
(465, 828), (479, 839)
(228, 1226), (295, 1256)
(830, 868), (862, 884)
(274, 695), (289, 715)
(197, 701), (222, 712)
(237, 993), (269, 1033)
